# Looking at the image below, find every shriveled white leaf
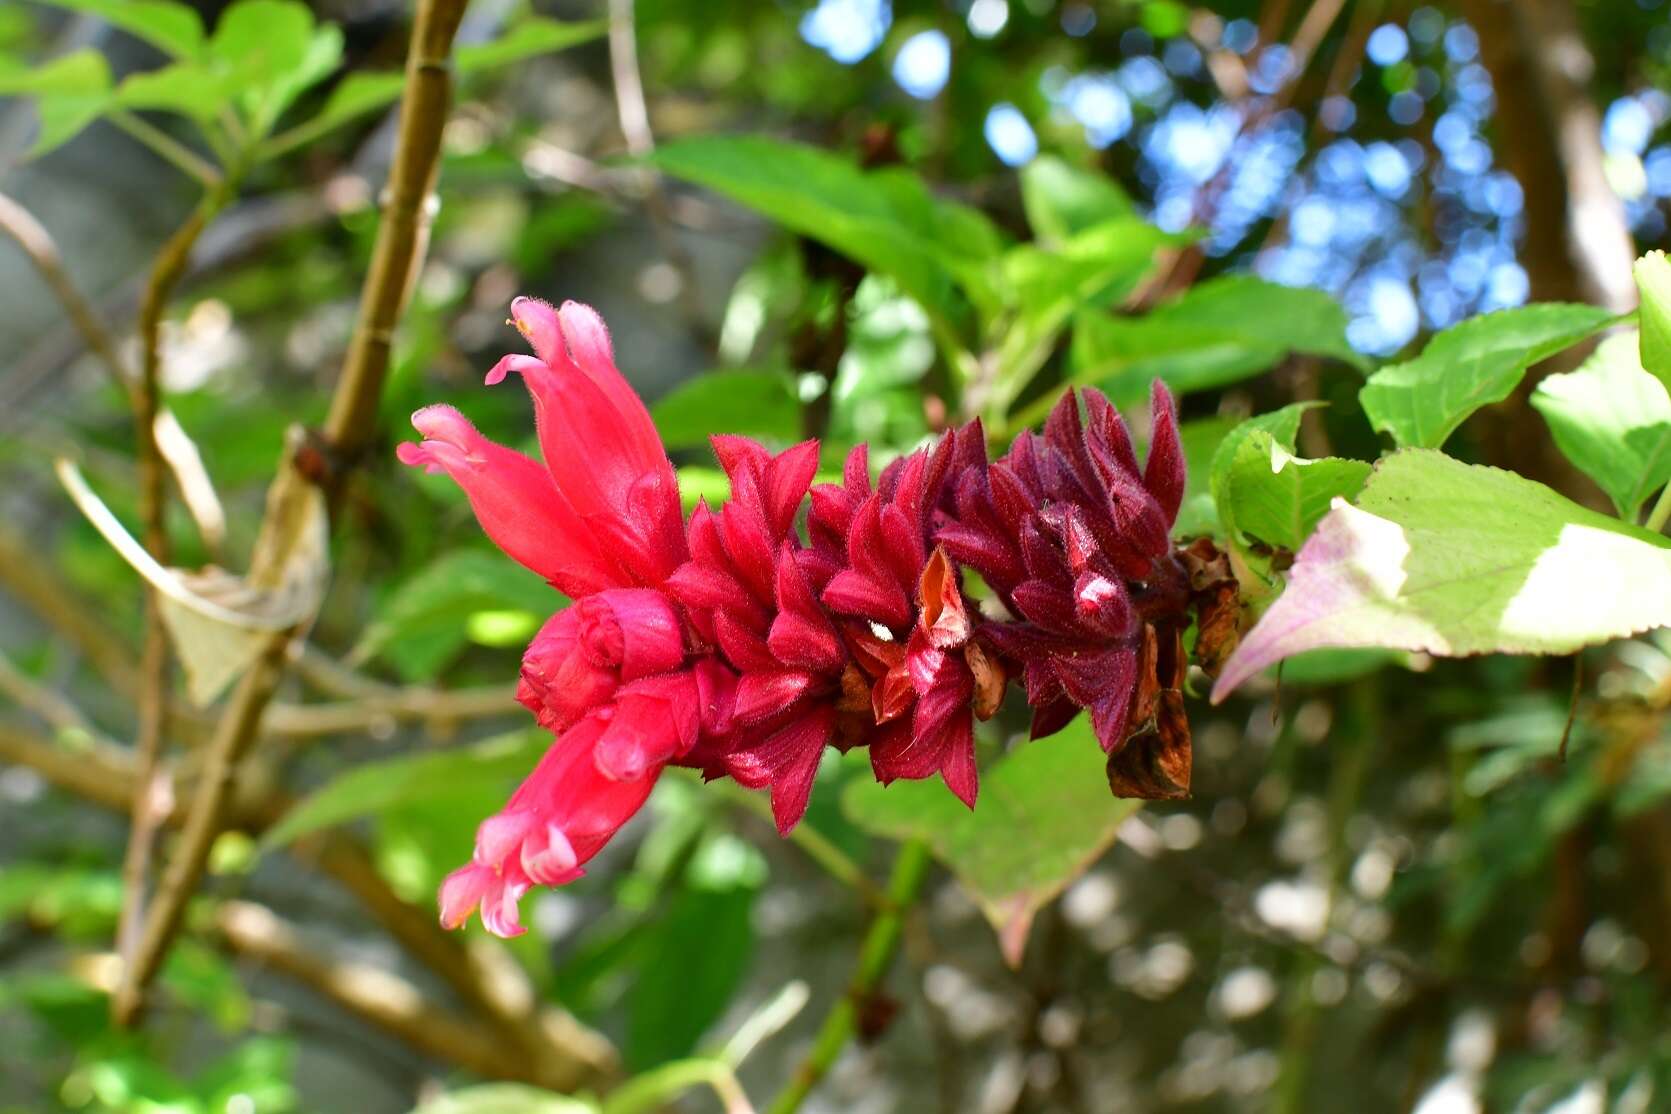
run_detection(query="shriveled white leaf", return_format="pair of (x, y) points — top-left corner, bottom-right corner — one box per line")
(56, 453), (327, 705)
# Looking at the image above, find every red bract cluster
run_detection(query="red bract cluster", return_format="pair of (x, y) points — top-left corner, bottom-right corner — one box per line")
(401, 299), (1196, 937)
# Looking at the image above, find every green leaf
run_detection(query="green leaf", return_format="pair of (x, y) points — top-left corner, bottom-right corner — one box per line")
(261, 17), (603, 157)
(1068, 275), (1367, 406)
(28, 0), (205, 59)
(626, 878), (757, 1069)
(0, 49), (112, 156)
(1020, 155), (1134, 244)
(1173, 415), (1238, 537)
(260, 728), (548, 850)
(1208, 402), (1318, 553)
(1531, 330), (1671, 520)
(355, 549), (560, 682)
(652, 370), (800, 451)
(1214, 449), (1671, 700)
(1214, 427), (1371, 551)
(206, 0), (317, 130)
(411, 1085), (598, 1114)
(843, 722), (1142, 966)
(991, 219), (1178, 415)
(115, 62), (226, 120)
(653, 136), (1005, 359)
(1635, 251), (1671, 391)
(1358, 303), (1618, 449)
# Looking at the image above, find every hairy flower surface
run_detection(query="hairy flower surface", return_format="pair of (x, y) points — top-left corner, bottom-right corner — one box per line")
(937, 383), (1191, 780)
(404, 298), (1199, 936)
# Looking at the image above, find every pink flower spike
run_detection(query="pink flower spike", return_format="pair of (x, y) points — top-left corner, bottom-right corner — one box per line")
(399, 405), (622, 598)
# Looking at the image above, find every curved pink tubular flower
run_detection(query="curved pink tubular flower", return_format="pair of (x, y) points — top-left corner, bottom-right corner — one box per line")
(517, 588), (686, 734)
(439, 711), (664, 937)
(397, 405), (625, 598)
(487, 298), (685, 585)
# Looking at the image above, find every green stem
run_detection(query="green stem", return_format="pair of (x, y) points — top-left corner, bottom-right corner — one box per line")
(109, 111), (223, 188)
(765, 839), (933, 1114)
(603, 1057), (750, 1114)
(718, 781), (890, 910)
(1646, 481), (1671, 533)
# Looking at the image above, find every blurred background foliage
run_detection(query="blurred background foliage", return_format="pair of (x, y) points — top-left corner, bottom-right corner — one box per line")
(3, 0), (1671, 1112)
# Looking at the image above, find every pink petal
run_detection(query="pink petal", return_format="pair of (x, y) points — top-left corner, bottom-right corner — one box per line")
(399, 406), (622, 596)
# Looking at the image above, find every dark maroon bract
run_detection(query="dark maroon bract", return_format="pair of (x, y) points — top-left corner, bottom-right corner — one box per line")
(400, 297), (1197, 937)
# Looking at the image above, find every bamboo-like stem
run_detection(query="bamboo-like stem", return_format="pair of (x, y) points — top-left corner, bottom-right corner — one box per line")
(110, 0), (471, 1028)
(765, 840), (932, 1114)
(116, 184), (230, 997)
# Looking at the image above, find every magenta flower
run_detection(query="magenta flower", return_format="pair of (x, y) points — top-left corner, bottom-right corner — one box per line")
(938, 383), (1187, 753)
(404, 297), (1202, 937)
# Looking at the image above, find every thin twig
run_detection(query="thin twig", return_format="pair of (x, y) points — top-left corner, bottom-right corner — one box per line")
(606, 0), (706, 333)
(1647, 480), (1671, 533)
(265, 684), (518, 737)
(110, 0), (472, 1027)
(213, 900), (554, 1087)
(0, 191), (134, 385)
(0, 649), (113, 745)
(117, 185), (229, 994)
(1558, 654), (1583, 763)
(0, 720), (136, 811)
(765, 839), (932, 1114)
(108, 111), (224, 189)
(0, 527), (142, 702)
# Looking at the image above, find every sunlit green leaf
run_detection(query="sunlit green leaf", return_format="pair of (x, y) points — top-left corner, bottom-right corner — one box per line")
(261, 18), (604, 158)
(1020, 155), (1134, 244)
(626, 875), (757, 1069)
(28, 0), (205, 59)
(1359, 303), (1617, 449)
(1634, 250), (1671, 390)
(0, 49), (112, 156)
(992, 219), (1178, 415)
(1215, 449), (1671, 700)
(1531, 330), (1671, 520)
(654, 136), (1005, 359)
(1069, 275), (1366, 406)
(355, 549), (559, 682)
(1212, 422), (1371, 552)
